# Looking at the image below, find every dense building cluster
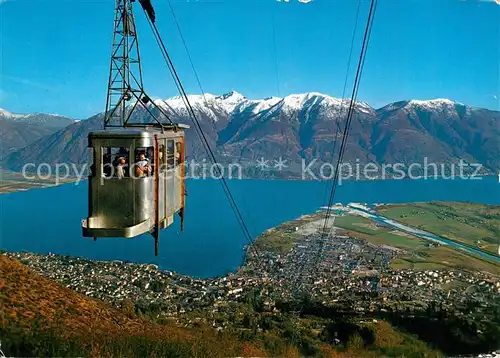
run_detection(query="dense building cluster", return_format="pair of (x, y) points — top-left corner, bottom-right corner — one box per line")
(6, 235), (499, 323)
(3, 209), (500, 358)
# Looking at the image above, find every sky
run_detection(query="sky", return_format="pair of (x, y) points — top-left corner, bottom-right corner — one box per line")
(0, 0), (499, 118)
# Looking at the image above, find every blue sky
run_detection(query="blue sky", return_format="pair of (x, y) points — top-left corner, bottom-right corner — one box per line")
(1, 0), (499, 118)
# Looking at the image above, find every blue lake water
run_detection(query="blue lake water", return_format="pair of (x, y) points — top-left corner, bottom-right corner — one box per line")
(0, 176), (499, 278)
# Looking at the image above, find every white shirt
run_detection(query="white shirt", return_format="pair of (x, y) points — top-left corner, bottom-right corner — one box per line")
(116, 165), (125, 179)
(136, 159), (149, 167)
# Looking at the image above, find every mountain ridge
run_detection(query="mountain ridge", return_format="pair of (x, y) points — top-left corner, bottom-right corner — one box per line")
(0, 109), (76, 159)
(1, 92), (499, 177)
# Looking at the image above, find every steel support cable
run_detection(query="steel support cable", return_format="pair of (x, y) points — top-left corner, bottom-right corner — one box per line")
(311, 0), (370, 278)
(143, 11), (239, 230)
(166, 1), (211, 112)
(310, 0), (378, 293)
(167, 0), (284, 142)
(144, 15), (207, 145)
(321, 0), (378, 239)
(164, 0), (220, 164)
(295, 0), (378, 300)
(167, 1), (284, 134)
(147, 19), (255, 246)
(320, 0), (362, 229)
(123, 3), (174, 127)
(312, 0), (362, 283)
(148, 32), (264, 270)
(145, 17), (207, 155)
(143, 13), (263, 265)
(163, 2), (286, 162)
(291, 0), (364, 295)
(139, 7), (192, 123)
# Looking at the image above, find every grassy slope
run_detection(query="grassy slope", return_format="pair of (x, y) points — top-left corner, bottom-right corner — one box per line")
(0, 254), (292, 358)
(1, 254), (445, 357)
(333, 215), (426, 250)
(376, 201), (500, 256)
(333, 213), (500, 275)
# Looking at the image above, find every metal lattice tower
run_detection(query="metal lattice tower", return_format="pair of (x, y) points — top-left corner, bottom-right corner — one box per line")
(104, 0), (172, 129)
(104, 0), (142, 127)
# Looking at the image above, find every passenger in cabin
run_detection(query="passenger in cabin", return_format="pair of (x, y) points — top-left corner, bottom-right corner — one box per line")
(123, 156), (129, 177)
(136, 152), (149, 167)
(116, 157), (126, 179)
(103, 153), (112, 177)
(166, 144), (175, 169)
(159, 151), (165, 171)
(175, 142), (181, 164)
(135, 151), (152, 177)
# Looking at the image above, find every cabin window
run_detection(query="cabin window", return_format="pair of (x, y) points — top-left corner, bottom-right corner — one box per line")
(133, 147), (154, 178)
(175, 141), (183, 166)
(158, 144), (166, 172)
(166, 140), (175, 169)
(102, 147), (130, 178)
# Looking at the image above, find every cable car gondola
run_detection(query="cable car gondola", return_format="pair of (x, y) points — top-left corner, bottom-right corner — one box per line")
(81, 0), (188, 255)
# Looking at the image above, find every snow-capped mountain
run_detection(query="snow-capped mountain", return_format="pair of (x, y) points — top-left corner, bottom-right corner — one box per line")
(0, 108), (25, 119)
(408, 98), (461, 108)
(0, 108), (76, 159)
(152, 90), (246, 122)
(378, 98), (471, 113)
(0, 107), (75, 127)
(147, 91), (376, 125)
(1, 92), (499, 178)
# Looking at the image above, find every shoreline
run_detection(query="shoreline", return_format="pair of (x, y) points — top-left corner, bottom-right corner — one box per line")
(1, 172), (497, 196)
(0, 169), (79, 195)
(2, 200), (500, 278)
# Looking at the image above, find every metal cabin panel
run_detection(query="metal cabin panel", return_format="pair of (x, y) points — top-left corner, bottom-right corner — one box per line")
(166, 170), (176, 217)
(132, 137), (156, 227)
(133, 176), (154, 226)
(84, 131), (156, 237)
(83, 128), (185, 239)
(93, 177), (136, 228)
(159, 174), (166, 222)
(89, 129), (156, 139)
(158, 137), (166, 223)
(81, 0), (191, 250)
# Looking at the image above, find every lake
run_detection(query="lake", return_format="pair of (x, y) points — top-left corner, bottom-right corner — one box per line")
(1, 176), (499, 278)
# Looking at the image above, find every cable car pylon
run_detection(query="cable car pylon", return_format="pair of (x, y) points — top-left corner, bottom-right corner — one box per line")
(81, 0), (189, 256)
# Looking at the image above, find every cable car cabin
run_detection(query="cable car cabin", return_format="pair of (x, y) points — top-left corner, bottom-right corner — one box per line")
(81, 126), (188, 254)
